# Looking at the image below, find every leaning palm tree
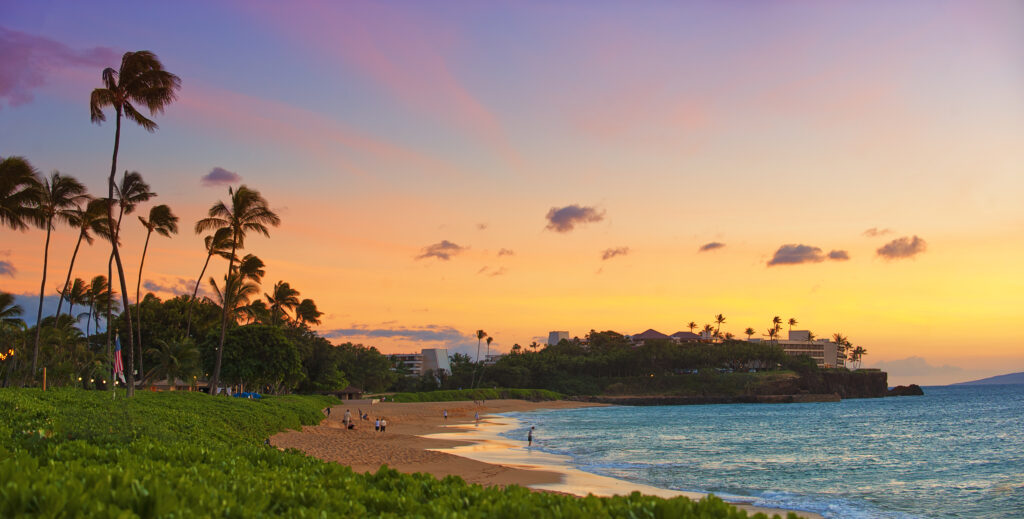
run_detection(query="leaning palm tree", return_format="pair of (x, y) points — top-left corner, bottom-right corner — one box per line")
(0, 156), (41, 231)
(744, 327), (755, 340)
(687, 321), (697, 334)
(91, 50), (180, 397)
(788, 318), (798, 333)
(55, 198), (110, 318)
(184, 227), (234, 337)
(295, 298), (322, 326)
(194, 185), (280, 393)
(64, 278), (90, 322)
(714, 313), (726, 336)
(83, 275), (111, 337)
(135, 203), (179, 380)
(265, 281), (301, 325)
(29, 171), (88, 379)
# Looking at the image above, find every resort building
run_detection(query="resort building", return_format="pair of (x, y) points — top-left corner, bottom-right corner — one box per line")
(629, 329), (706, 346)
(389, 348), (451, 377)
(389, 353), (423, 375)
(547, 331), (569, 345)
(749, 331), (844, 368)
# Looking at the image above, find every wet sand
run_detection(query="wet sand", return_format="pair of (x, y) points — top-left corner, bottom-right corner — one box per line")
(271, 399), (820, 518)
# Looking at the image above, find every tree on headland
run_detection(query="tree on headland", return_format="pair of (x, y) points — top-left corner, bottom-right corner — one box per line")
(54, 198), (110, 320)
(30, 171), (88, 380)
(135, 204), (179, 379)
(788, 317), (797, 332)
(744, 327), (755, 340)
(849, 346), (867, 369)
(195, 185), (280, 393)
(91, 50), (180, 396)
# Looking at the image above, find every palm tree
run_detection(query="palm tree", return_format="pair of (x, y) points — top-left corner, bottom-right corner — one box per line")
(184, 227), (233, 337)
(702, 323), (714, 340)
(1, 293), (26, 388)
(295, 299), (322, 326)
(471, 329), (487, 388)
(529, 341), (539, 353)
(0, 156), (41, 231)
(714, 313), (726, 336)
(135, 204), (179, 380)
(265, 281), (301, 324)
(64, 278), (89, 322)
(54, 198), (110, 319)
(744, 327), (755, 340)
(849, 346), (867, 369)
(195, 185), (280, 392)
(767, 327), (778, 343)
(91, 50), (180, 397)
(145, 338), (199, 389)
(687, 321), (697, 334)
(806, 331), (816, 342)
(788, 318), (797, 332)
(486, 335), (494, 360)
(29, 171), (88, 379)
(208, 272), (261, 323)
(83, 275), (111, 337)
(832, 333), (848, 360)
(241, 299), (270, 324)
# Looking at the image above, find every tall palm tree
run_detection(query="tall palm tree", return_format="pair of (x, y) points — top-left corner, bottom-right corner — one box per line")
(64, 278), (89, 322)
(55, 198), (110, 318)
(850, 346), (867, 369)
(91, 50), (180, 397)
(135, 204), (178, 380)
(687, 321), (697, 334)
(265, 281), (301, 324)
(471, 329), (487, 388)
(208, 272), (261, 323)
(767, 328), (778, 343)
(744, 327), (755, 340)
(195, 185), (280, 392)
(184, 227), (233, 337)
(295, 298), (322, 326)
(714, 313), (726, 336)
(0, 156), (41, 231)
(84, 275), (111, 337)
(788, 318), (798, 333)
(29, 171), (88, 379)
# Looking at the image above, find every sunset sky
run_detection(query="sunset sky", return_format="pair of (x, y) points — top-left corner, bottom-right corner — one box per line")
(2, 1), (1022, 385)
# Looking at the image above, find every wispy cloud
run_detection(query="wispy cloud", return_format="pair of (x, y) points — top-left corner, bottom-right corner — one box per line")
(601, 246), (629, 260)
(698, 242), (725, 252)
(877, 235), (927, 260)
(545, 204), (605, 233)
(143, 278), (205, 298)
(767, 244), (849, 266)
(478, 266), (508, 277)
(476, 223), (488, 230)
(416, 240), (465, 261)
(0, 28), (118, 109)
(497, 248), (515, 257)
(200, 167), (241, 187)
(863, 227), (893, 237)
(0, 260), (14, 277)
(324, 324), (470, 343)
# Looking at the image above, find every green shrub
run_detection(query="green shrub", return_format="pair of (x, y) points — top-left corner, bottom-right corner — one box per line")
(0, 388), (795, 518)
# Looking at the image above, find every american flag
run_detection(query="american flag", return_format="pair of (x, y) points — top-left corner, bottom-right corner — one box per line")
(113, 334), (126, 383)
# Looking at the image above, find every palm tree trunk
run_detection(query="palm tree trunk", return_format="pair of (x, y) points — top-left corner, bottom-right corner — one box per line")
(135, 229), (152, 386)
(54, 231), (85, 319)
(209, 239), (238, 394)
(184, 250), (214, 337)
(31, 220), (53, 381)
(107, 109), (137, 397)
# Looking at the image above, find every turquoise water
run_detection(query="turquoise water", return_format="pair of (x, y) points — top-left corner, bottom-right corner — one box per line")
(503, 385), (1024, 518)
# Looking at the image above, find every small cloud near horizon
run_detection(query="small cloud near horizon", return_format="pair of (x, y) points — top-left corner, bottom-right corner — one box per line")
(497, 248), (515, 257)
(477, 266), (509, 277)
(323, 324), (485, 357)
(200, 167), (242, 187)
(601, 246), (629, 260)
(476, 223), (488, 230)
(698, 242), (725, 252)
(0, 260), (14, 277)
(767, 244), (849, 266)
(416, 240), (465, 261)
(877, 235), (927, 260)
(863, 227), (893, 237)
(143, 278), (204, 297)
(545, 204), (604, 233)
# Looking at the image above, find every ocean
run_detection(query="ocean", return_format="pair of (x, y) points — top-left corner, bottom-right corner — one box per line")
(502, 385), (1024, 518)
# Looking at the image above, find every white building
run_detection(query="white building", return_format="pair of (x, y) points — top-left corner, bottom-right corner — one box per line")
(389, 348), (451, 377)
(749, 330), (844, 368)
(547, 331), (569, 345)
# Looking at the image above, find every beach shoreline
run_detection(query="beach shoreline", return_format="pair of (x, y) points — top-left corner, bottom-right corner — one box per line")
(271, 399), (820, 519)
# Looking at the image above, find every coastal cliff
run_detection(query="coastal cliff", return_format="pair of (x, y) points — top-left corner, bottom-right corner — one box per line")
(798, 370), (890, 398)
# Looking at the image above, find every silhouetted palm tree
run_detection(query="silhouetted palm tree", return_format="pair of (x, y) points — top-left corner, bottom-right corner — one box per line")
(715, 313), (726, 336)
(29, 171), (88, 379)
(91, 50), (180, 396)
(471, 329), (487, 388)
(64, 278), (89, 322)
(806, 331), (816, 342)
(55, 198), (110, 319)
(702, 323), (715, 340)
(767, 328), (778, 343)
(265, 281), (301, 324)
(744, 327), (755, 340)
(529, 341), (539, 353)
(0, 156), (41, 231)
(209, 272), (261, 323)
(1, 293), (25, 327)
(688, 321), (697, 334)
(849, 346), (867, 369)
(185, 227), (233, 337)
(195, 185), (280, 392)
(295, 299), (322, 326)
(135, 204), (179, 379)
(788, 318), (797, 332)
(84, 275), (111, 337)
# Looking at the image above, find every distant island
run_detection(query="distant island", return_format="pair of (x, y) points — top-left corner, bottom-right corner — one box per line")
(951, 372), (1024, 386)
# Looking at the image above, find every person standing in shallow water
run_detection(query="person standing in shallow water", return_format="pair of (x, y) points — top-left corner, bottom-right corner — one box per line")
(528, 426), (534, 447)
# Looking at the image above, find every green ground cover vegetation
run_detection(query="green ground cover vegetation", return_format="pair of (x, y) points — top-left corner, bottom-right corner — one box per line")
(0, 388), (795, 518)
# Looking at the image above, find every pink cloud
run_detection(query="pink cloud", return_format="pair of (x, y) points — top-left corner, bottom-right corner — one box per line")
(237, 1), (518, 164)
(0, 27), (119, 109)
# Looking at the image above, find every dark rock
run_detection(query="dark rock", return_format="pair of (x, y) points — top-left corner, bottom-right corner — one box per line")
(887, 384), (924, 397)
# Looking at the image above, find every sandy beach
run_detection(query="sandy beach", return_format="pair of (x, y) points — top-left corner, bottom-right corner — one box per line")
(271, 399), (820, 518)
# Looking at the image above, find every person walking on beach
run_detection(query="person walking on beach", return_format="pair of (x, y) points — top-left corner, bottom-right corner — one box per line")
(528, 426), (534, 447)
(375, 418), (381, 432)
(343, 409), (351, 427)
(380, 417), (387, 433)
(443, 409), (448, 421)
(474, 412), (480, 425)
(325, 407), (331, 417)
